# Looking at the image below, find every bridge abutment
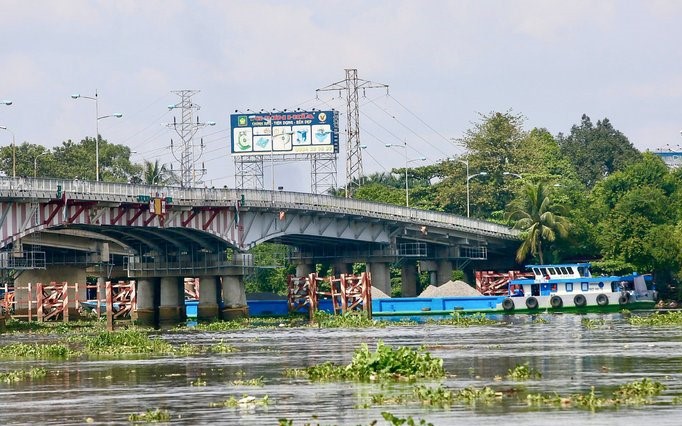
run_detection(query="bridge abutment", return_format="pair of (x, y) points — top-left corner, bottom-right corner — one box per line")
(198, 276), (220, 321)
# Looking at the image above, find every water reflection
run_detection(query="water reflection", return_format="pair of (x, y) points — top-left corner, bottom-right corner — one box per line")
(1, 313), (682, 425)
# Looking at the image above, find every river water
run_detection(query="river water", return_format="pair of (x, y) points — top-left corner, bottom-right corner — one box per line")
(1, 312), (682, 425)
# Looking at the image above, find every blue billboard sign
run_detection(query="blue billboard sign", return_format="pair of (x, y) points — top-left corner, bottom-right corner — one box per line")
(230, 110), (339, 156)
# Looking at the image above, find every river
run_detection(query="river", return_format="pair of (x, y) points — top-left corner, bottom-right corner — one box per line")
(1, 312), (681, 425)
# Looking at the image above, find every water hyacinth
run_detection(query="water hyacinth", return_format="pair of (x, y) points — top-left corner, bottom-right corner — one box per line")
(292, 341), (445, 382)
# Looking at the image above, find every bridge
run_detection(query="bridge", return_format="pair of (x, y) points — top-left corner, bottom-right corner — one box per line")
(0, 176), (519, 325)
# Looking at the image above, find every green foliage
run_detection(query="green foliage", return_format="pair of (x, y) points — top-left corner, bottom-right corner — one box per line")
(312, 311), (391, 328)
(558, 114), (641, 188)
(209, 339), (239, 353)
(506, 362), (542, 381)
(127, 408), (171, 422)
(77, 329), (174, 355)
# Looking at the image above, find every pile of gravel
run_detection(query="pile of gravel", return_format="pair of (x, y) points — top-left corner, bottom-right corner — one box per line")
(371, 287), (390, 299)
(418, 280), (483, 297)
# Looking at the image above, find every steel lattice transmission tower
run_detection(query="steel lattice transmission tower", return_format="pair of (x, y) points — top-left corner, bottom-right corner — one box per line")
(167, 90), (214, 188)
(316, 69), (388, 197)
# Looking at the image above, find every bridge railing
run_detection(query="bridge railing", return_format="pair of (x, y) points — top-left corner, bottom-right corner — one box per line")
(0, 177), (517, 239)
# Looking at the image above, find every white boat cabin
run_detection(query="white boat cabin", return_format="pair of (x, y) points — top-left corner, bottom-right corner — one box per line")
(508, 263), (647, 297)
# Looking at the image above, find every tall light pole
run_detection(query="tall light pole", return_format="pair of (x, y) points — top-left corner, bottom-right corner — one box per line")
(34, 151), (48, 178)
(71, 91), (122, 181)
(457, 158), (488, 218)
(0, 126), (16, 178)
(385, 141), (426, 207)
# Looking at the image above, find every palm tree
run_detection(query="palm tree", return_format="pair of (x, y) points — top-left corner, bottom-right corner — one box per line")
(142, 160), (177, 185)
(506, 182), (570, 264)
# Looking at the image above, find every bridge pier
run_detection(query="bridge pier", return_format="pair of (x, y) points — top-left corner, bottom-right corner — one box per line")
(198, 276), (220, 321)
(159, 277), (184, 327)
(135, 278), (158, 327)
(221, 275), (248, 320)
(296, 263), (315, 277)
(437, 260), (453, 285)
(367, 262), (391, 296)
(333, 262), (353, 275)
(401, 262), (418, 297)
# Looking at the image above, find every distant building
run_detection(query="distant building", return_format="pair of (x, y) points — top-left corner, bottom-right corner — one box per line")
(654, 151), (682, 169)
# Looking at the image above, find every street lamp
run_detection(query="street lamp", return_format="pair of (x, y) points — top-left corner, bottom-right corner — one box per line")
(457, 158), (488, 218)
(71, 91), (123, 181)
(34, 151), (48, 178)
(503, 172), (522, 179)
(0, 126), (16, 178)
(385, 141), (426, 207)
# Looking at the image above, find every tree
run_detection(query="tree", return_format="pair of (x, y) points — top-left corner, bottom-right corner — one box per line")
(558, 114), (641, 188)
(506, 182), (570, 264)
(131, 159), (177, 185)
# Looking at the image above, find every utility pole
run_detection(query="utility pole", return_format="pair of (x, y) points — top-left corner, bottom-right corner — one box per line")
(167, 90), (214, 188)
(317, 69), (388, 197)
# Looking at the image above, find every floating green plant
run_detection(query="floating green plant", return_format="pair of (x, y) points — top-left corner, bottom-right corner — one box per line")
(526, 379), (667, 410)
(312, 311), (393, 328)
(210, 339), (238, 353)
(381, 412), (434, 426)
(127, 408), (171, 422)
(506, 362), (542, 381)
(428, 312), (496, 326)
(77, 329), (174, 356)
(290, 341), (445, 382)
(628, 311), (682, 326)
(190, 377), (206, 387)
(210, 394), (270, 408)
(0, 342), (72, 359)
(581, 318), (605, 329)
(0, 367), (47, 384)
(231, 377), (264, 386)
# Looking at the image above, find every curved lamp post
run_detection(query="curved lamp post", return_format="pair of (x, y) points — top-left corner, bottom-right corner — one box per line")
(0, 126), (16, 178)
(385, 141), (426, 207)
(457, 158), (488, 217)
(34, 151), (48, 178)
(503, 172), (522, 179)
(71, 91), (123, 181)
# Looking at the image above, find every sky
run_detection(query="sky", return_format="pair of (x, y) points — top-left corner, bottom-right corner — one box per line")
(1, 0), (681, 192)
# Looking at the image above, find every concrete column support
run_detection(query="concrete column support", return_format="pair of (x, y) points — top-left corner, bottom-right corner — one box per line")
(401, 262), (418, 297)
(367, 262), (391, 297)
(135, 278), (158, 327)
(333, 262), (353, 276)
(437, 260), (453, 286)
(159, 277), (183, 327)
(221, 275), (248, 320)
(198, 275), (220, 321)
(296, 263), (314, 277)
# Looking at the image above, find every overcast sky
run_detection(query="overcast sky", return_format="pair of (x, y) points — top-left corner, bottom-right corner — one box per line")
(1, 0), (681, 191)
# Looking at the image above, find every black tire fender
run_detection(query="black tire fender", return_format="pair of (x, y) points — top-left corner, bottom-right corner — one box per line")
(550, 295), (563, 308)
(526, 296), (539, 310)
(573, 294), (587, 307)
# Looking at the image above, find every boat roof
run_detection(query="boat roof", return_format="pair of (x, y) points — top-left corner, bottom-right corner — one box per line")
(525, 263), (591, 269)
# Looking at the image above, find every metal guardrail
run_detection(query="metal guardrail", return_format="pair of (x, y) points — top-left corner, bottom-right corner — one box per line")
(0, 177), (519, 240)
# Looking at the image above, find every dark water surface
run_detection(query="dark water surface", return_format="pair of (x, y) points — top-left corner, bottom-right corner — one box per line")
(1, 312), (682, 425)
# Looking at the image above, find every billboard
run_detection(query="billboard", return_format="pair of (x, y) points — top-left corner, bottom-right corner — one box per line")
(230, 110), (339, 156)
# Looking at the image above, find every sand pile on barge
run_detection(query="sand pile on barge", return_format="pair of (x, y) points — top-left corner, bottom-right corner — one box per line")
(371, 287), (391, 299)
(418, 280), (483, 297)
